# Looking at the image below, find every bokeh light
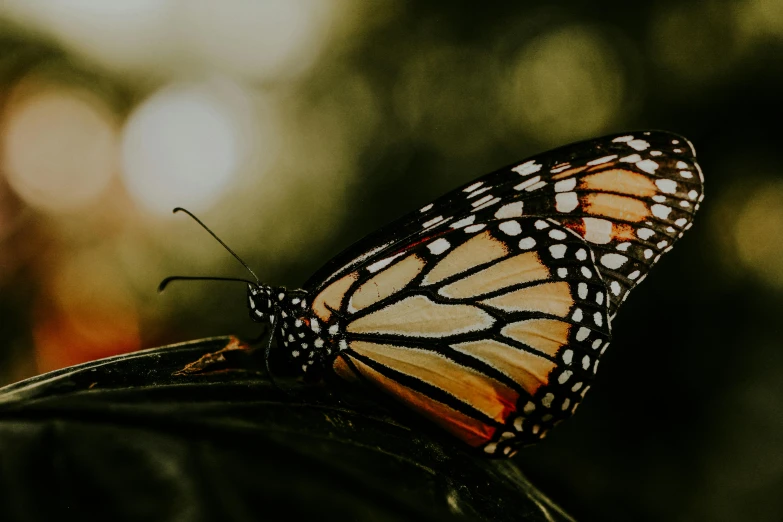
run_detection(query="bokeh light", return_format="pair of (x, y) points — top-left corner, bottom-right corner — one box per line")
(1, 0), (339, 80)
(506, 25), (625, 145)
(737, 0), (783, 44)
(34, 246), (140, 374)
(179, 0), (337, 81)
(731, 181), (783, 289)
(648, 2), (741, 87)
(120, 80), (257, 215)
(1, 83), (118, 213)
(1, 0), (174, 74)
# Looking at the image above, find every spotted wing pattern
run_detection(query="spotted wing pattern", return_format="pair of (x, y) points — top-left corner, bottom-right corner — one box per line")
(306, 218), (611, 456)
(305, 131), (704, 318)
(291, 131), (704, 456)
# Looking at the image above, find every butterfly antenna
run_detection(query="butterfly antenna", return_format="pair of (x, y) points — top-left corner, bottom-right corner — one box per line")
(172, 207), (259, 284)
(158, 276), (259, 293)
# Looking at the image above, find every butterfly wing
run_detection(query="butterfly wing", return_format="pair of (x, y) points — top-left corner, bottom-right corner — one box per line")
(299, 131), (703, 455)
(305, 131), (704, 318)
(307, 217), (611, 456)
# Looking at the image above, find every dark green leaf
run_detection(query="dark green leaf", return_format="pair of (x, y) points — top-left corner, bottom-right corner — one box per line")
(0, 337), (573, 522)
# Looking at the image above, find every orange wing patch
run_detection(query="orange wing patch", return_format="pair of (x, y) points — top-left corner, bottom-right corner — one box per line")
(550, 165), (587, 180)
(450, 338), (556, 396)
(480, 281), (573, 317)
(349, 254), (425, 312)
(349, 341), (518, 424)
(582, 193), (650, 222)
(347, 295), (495, 337)
(501, 319), (571, 357)
(438, 252), (550, 299)
(312, 272), (358, 322)
(580, 168), (658, 196)
(346, 355), (498, 447)
(423, 230), (508, 285)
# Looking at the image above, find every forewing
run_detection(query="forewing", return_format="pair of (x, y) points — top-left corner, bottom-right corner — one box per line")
(304, 131), (703, 317)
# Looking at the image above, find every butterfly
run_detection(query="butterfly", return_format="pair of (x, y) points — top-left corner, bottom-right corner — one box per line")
(163, 131), (704, 457)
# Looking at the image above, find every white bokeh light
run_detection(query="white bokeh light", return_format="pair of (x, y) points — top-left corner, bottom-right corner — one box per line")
(179, 0), (336, 81)
(2, 87), (118, 213)
(1, 0), (174, 73)
(120, 81), (253, 215)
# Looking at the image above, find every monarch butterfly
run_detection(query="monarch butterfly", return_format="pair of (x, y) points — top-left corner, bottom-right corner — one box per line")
(162, 131), (704, 457)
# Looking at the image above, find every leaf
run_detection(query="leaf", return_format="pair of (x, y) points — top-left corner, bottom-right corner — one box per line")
(0, 336), (573, 522)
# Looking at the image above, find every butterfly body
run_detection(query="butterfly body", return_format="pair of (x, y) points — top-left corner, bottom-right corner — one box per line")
(239, 131), (703, 457)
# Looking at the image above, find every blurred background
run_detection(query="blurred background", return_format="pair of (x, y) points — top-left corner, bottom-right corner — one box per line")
(0, 1), (781, 520)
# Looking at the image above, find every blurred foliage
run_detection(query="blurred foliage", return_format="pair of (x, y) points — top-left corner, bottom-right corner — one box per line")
(0, 1), (782, 521)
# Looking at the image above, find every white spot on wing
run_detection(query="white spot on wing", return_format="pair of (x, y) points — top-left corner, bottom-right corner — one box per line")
(473, 196), (501, 211)
(620, 154), (642, 163)
(419, 203), (433, 213)
(587, 155), (617, 166)
(554, 178), (577, 192)
(464, 224), (486, 233)
(637, 227), (655, 240)
(494, 201), (524, 218)
(499, 220), (522, 236)
(423, 216), (444, 228)
(463, 181), (483, 193)
(466, 186), (491, 198)
(451, 215), (475, 229)
(472, 194), (494, 207)
(600, 253), (628, 269)
(511, 160), (542, 176)
(636, 159), (658, 173)
(651, 204), (672, 219)
(555, 192), (579, 212)
(428, 238), (450, 255)
(549, 244), (567, 258)
(655, 179), (677, 194)
(582, 217), (612, 244)
(548, 229), (567, 240)
(612, 135), (634, 143)
(576, 327), (590, 342)
(628, 139), (650, 151)
(525, 180), (547, 192)
(518, 237), (536, 249)
(367, 252), (404, 273)
(610, 281), (621, 295)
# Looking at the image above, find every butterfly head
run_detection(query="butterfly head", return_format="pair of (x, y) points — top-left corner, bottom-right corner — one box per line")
(247, 283), (280, 324)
